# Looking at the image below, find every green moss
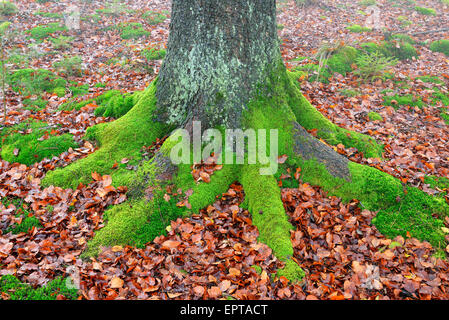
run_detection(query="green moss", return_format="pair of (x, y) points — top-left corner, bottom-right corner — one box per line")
(362, 40), (418, 61)
(52, 87), (66, 97)
(1, 121), (78, 166)
(425, 175), (449, 190)
(397, 15), (412, 27)
(116, 23), (150, 40)
(85, 154), (239, 257)
(42, 81), (167, 189)
(415, 6), (437, 15)
(34, 11), (63, 19)
(359, 0), (377, 6)
(368, 111), (383, 121)
(294, 46), (357, 83)
(28, 23), (67, 40)
(241, 165), (295, 258)
(372, 187), (447, 247)
(1, 197), (42, 235)
(288, 156), (449, 247)
(22, 98), (47, 111)
(381, 41), (418, 60)
(276, 259), (305, 282)
(174, 164), (240, 213)
(84, 194), (184, 257)
(7, 69), (66, 96)
(347, 24), (372, 33)
(142, 11), (167, 25)
(0, 275), (78, 300)
(416, 75), (444, 84)
(93, 90), (140, 119)
(430, 39), (449, 56)
(141, 48), (166, 61)
(0, 1), (18, 16)
(392, 34), (415, 44)
(339, 88), (360, 97)
(383, 94), (424, 109)
(326, 46), (358, 76)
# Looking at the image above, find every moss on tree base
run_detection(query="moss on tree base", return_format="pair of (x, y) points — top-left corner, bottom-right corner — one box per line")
(44, 66), (449, 283)
(42, 82), (168, 189)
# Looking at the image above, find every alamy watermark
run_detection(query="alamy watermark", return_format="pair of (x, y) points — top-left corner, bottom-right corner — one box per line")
(169, 121), (279, 175)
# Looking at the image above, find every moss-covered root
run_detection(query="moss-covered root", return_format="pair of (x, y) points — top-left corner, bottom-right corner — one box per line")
(83, 152), (240, 257)
(292, 155), (449, 247)
(42, 81), (167, 189)
(240, 165), (305, 283)
(286, 71), (383, 159)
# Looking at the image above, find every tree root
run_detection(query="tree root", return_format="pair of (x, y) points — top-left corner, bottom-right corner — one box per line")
(46, 68), (449, 283)
(42, 82), (168, 189)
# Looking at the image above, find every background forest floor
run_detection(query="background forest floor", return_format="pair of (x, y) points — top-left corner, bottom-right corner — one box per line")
(1, 0), (449, 300)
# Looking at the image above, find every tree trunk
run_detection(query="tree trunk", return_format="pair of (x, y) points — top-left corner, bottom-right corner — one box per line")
(156, 0), (280, 129)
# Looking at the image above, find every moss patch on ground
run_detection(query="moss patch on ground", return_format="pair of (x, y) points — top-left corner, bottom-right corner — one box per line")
(28, 23), (67, 40)
(0, 275), (78, 300)
(430, 39), (449, 56)
(7, 69), (66, 96)
(425, 175), (449, 190)
(361, 41), (418, 61)
(1, 121), (78, 166)
(1, 197), (42, 235)
(347, 24), (371, 33)
(383, 94), (424, 109)
(368, 111), (383, 121)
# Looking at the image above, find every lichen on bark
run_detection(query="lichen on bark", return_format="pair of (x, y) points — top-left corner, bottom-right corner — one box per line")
(156, 0), (280, 129)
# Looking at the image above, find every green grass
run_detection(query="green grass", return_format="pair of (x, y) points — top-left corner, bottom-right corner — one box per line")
(0, 275), (78, 300)
(1, 121), (78, 166)
(441, 110), (449, 124)
(416, 75), (444, 84)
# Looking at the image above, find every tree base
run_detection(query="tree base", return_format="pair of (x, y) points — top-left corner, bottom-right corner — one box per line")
(43, 66), (449, 283)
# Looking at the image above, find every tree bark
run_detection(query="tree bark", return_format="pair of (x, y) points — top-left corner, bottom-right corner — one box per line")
(156, 0), (280, 129)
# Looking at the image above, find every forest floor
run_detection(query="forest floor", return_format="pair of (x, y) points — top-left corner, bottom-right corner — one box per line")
(1, 0), (449, 300)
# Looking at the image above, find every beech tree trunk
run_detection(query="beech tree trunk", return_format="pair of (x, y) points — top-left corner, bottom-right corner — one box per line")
(156, 0), (280, 129)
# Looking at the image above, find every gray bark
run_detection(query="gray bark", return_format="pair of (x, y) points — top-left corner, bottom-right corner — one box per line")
(156, 0), (280, 129)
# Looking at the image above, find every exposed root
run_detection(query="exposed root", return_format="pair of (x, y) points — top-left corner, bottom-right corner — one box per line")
(45, 68), (449, 283)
